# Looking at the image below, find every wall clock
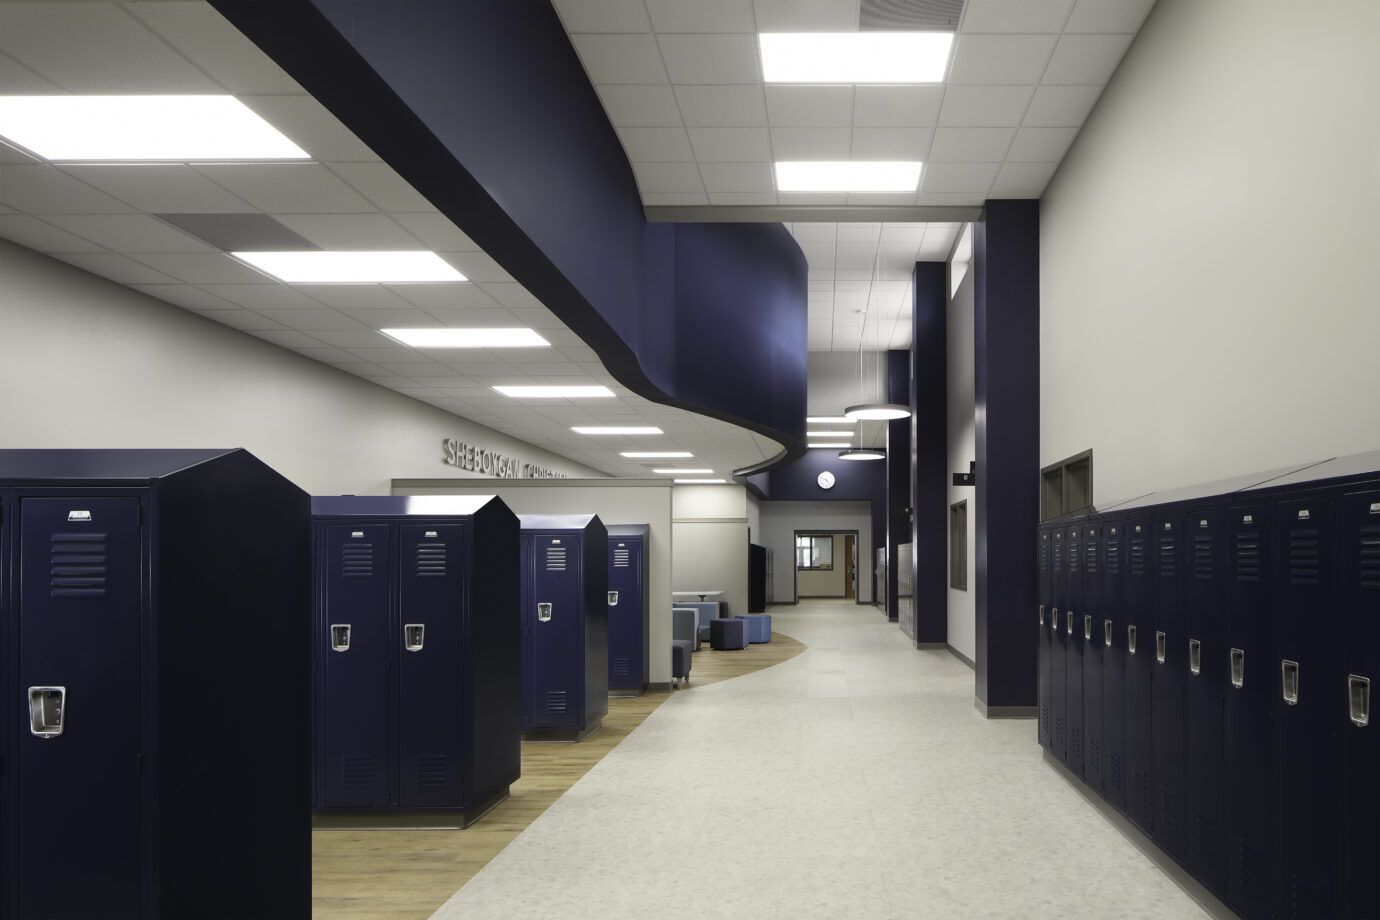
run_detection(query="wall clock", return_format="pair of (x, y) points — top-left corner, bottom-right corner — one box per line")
(817, 470), (835, 490)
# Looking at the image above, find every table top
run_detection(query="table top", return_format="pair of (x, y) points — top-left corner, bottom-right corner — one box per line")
(672, 590), (723, 597)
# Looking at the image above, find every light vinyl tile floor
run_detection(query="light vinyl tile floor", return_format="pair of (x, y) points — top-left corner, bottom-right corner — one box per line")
(430, 600), (1210, 920)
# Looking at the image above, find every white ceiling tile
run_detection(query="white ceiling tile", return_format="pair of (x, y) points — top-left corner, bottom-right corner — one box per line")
(990, 161), (1059, 196)
(597, 84), (684, 126)
(483, 283), (545, 309)
(199, 283), (323, 310)
(706, 190), (778, 204)
(849, 127), (932, 159)
(657, 34), (760, 84)
(125, 1), (304, 94)
(646, 0), (756, 31)
(792, 223), (839, 241)
(632, 162), (705, 193)
(0, 164), (136, 214)
(239, 95), (380, 161)
(922, 162), (1001, 193)
(338, 309), (437, 328)
(443, 251), (515, 284)
(259, 309), (368, 332)
(617, 126), (696, 161)
(57, 164), (255, 213)
(0, 141), (40, 165)
(687, 127), (772, 162)
(570, 33), (669, 83)
(852, 86), (945, 127)
(288, 284), (417, 311)
(551, 0), (652, 32)
(1064, 0), (1156, 33)
(948, 34), (1058, 84)
(937, 85), (1035, 127)
(960, 0), (1075, 33)
(345, 347), (440, 365)
(55, 252), (179, 284)
(916, 191), (987, 206)
(425, 308), (527, 328)
(133, 252), (274, 284)
(753, 0), (863, 30)
(699, 162), (775, 193)
(390, 282), (501, 309)
(674, 85), (767, 126)
(328, 163), (435, 212)
(252, 330), (329, 350)
(835, 223), (880, 242)
(0, 215), (102, 252)
(273, 213), (421, 250)
(187, 308), (288, 333)
(0, 50), (62, 92)
(1006, 126), (1080, 162)
(835, 242), (881, 269)
(195, 164), (375, 214)
(44, 214), (213, 252)
(770, 127), (852, 159)
(928, 127), (1015, 162)
(390, 214), (480, 252)
(765, 86), (853, 127)
(126, 283), (238, 311)
(640, 191), (710, 205)
(0, 3), (221, 92)
(1042, 33), (1134, 84)
(1022, 84), (1103, 126)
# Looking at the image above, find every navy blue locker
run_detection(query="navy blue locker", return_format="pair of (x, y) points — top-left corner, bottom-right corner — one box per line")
(0, 449), (310, 920)
(1184, 506), (1229, 897)
(1050, 526), (1068, 761)
(1037, 526), (1053, 750)
(607, 525), (649, 695)
(520, 514), (608, 741)
(1066, 522), (1085, 775)
(1123, 512), (1156, 834)
(312, 496), (521, 826)
(1102, 518), (1128, 813)
(1340, 488), (1380, 920)
(1151, 510), (1187, 861)
(320, 523), (391, 808)
(1082, 522), (1104, 792)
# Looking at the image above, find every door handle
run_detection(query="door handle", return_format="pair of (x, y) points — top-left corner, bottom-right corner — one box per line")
(1155, 631), (1166, 664)
(1349, 674), (1370, 727)
(1104, 619), (1113, 647)
(1051, 607), (1059, 632)
(28, 687), (65, 739)
(538, 602), (553, 623)
(1230, 648), (1245, 688)
(1281, 659), (1299, 705)
(330, 624), (351, 652)
(1038, 604), (1044, 627)
(1128, 624), (1137, 655)
(1189, 639), (1201, 675)
(608, 591), (619, 606)
(1083, 615), (1093, 641)
(1066, 610), (1074, 635)
(404, 623), (425, 651)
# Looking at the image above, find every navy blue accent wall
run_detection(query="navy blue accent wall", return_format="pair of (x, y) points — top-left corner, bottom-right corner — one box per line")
(210, 0), (807, 471)
(973, 200), (1040, 710)
(912, 263), (948, 644)
(886, 349), (911, 621)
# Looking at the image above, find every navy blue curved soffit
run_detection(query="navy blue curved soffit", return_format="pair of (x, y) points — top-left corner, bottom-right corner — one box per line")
(210, 0), (808, 475)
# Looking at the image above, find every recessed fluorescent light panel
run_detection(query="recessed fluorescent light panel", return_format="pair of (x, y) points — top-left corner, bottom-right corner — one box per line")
(652, 469), (713, 475)
(776, 161), (922, 193)
(808, 442), (851, 448)
(235, 251), (464, 284)
(807, 431), (854, 438)
(380, 328), (550, 348)
(807, 417), (855, 424)
(760, 33), (953, 83)
(675, 479), (727, 484)
(492, 386), (615, 398)
(572, 427), (663, 436)
(0, 95), (309, 161)
(621, 452), (692, 458)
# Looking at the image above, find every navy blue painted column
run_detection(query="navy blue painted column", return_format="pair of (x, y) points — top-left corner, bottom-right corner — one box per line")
(911, 263), (948, 645)
(973, 200), (1040, 715)
(885, 349), (910, 621)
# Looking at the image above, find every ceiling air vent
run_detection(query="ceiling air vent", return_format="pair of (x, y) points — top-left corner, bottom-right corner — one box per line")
(860, 0), (964, 30)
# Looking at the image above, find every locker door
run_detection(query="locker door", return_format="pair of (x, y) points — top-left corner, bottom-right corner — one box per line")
(1152, 512), (1187, 860)
(1339, 489), (1379, 920)
(321, 523), (391, 808)
(397, 523), (465, 809)
(1066, 524), (1084, 776)
(1273, 495), (1341, 919)
(524, 533), (581, 730)
(1103, 521), (1128, 813)
(1037, 527), (1052, 750)
(1185, 507), (1228, 897)
(607, 537), (643, 690)
(18, 496), (142, 919)
(1225, 503), (1276, 920)
(1051, 527), (1068, 761)
(1083, 523), (1104, 793)
(1124, 515), (1155, 833)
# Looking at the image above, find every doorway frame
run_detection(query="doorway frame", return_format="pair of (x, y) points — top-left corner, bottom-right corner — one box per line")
(792, 529), (862, 604)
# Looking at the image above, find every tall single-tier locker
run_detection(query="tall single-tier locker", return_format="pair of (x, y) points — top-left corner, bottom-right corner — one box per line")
(607, 524), (649, 696)
(1122, 511), (1156, 834)
(520, 514), (608, 741)
(1050, 525), (1068, 761)
(1037, 526), (1053, 750)
(1082, 521), (1105, 792)
(748, 542), (768, 612)
(1065, 521), (1085, 776)
(1102, 517), (1129, 813)
(311, 495), (520, 827)
(0, 449), (309, 920)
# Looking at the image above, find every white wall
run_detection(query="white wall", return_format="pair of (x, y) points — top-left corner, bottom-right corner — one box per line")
(0, 239), (602, 493)
(1041, 0), (1380, 503)
(807, 351), (886, 416)
(671, 484), (749, 617)
(759, 501), (872, 605)
(797, 533), (846, 596)
(947, 262), (977, 662)
(394, 479), (674, 685)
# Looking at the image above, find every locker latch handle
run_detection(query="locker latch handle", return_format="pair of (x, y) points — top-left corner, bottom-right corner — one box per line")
(608, 591), (619, 606)
(1104, 619), (1113, 647)
(1189, 639), (1201, 676)
(1128, 624), (1137, 655)
(28, 686), (65, 739)
(1281, 660), (1299, 705)
(1348, 674), (1370, 727)
(1038, 604), (1044, 628)
(1230, 648), (1245, 688)
(1083, 615), (1092, 641)
(538, 603), (553, 623)
(1155, 631), (1166, 664)
(404, 624), (425, 652)
(1050, 607), (1059, 632)
(330, 624), (351, 652)
(1066, 610), (1074, 635)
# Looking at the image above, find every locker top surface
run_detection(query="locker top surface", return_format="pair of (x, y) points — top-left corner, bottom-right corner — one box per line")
(607, 523), (649, 538)
(1107, 458), (1331, 511)
(1239, 447), (1380, 492)
(519, 512), (601, 531)
(0, 447), (243, 482)
(312, 494), (504, 518)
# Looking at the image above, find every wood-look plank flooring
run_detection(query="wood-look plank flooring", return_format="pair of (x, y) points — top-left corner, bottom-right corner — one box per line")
(312, 630), (806, 919)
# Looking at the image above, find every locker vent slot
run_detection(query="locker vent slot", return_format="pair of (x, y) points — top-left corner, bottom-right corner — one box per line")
(1235, 531), (1261, 583)
(415, 755), (448, 788)
(416, 542), (447, 577)
(1195, 812), (1219, 870)
(341, 544), (374, 578)
(1106, 533), (1121, 575)
(1109, 752), (1123, 792)
(1069, 532), (1080, 574)
(1236, 841), (1262, 899)
(613, 548), (630, 568)
(545, 690), (568, 714)
(50, 532), (109, 597)
(1053, 716), (1064, 749)
(1158, 533), (1177, 578)
(1130, 536), (1146, 576)
(545, 546), (568, 571)
(1158, 787), (1179, 839)
(611, 656), (630, 678)
(1292, 874), (1323, 920)
(1133, 770), (1151, 817)
(1039, 536), (1049, 572)
(1070, 726), (1080, 761)
(340, 755), (373, 789)
(1288, 529), (1320, 586)
(1360, 525), (1380, 589)
(1040, 703), (1050, 739)
(1087, 736), (1100, 776)
(1052, 539), (1064, 571)
(1085, 539), (1098, 575)
(1193, 534), (1213, 579)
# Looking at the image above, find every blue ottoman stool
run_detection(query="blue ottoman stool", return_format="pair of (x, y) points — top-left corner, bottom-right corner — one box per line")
(710, 616), (748, 650)
(735, 613), (772, 643)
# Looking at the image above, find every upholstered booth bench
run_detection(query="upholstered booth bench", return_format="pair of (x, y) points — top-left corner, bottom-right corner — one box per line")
(734, 613), (771, 643)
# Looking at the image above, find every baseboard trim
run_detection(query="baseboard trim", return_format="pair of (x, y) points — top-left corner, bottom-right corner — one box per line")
(647, 681), (673, 692)
(947, 646), (976, 670)
(1041, 751), (1239, 920)
(915, 641), (947, 650)
(974, 698), (1037, 719)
